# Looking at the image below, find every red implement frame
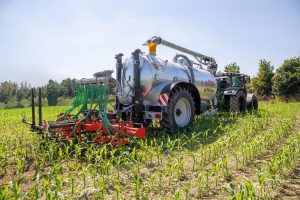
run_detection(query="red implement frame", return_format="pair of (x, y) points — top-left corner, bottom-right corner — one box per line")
(47, 113), (146, 146)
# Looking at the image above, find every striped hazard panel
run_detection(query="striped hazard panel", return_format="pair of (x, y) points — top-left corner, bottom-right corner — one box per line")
(158, 93), (169, 106)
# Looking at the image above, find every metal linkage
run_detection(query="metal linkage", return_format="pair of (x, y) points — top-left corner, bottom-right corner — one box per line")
(144, 36), (218, 75)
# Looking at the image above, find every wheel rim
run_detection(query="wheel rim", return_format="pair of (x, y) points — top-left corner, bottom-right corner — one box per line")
(174, 98), (191, 127)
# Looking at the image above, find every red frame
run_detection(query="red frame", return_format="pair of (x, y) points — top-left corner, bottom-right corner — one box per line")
(50, 113), (146, 145)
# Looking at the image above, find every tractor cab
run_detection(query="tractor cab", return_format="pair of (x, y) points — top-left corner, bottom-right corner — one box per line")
(215, 72), (256, 112)
(216, 73), (249, 90)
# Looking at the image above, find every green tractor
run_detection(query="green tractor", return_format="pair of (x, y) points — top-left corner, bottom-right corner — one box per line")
(216, 72), (258, 112)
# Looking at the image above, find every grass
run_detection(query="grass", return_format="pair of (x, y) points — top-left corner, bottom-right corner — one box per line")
(0, 102), (300, 199)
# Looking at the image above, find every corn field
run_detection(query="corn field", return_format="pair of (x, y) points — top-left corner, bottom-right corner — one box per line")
(0, 102), (300, 199)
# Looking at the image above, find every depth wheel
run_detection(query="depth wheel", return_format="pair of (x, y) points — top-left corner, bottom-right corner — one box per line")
(230, 90), (246, 112)
(161, 88), (195, 132)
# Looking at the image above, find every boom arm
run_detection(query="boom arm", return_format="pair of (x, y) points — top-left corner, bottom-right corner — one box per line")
(145, 36), (218, 75)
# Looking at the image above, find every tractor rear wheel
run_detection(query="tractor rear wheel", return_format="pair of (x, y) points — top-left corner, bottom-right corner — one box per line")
(229, 90), (246, 112)
(247, 95), (258, 111)
(161, 88), (195, 132)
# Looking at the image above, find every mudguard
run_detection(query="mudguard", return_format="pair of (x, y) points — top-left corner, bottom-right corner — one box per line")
(247, 93), (257, 105)
(160, 81), (201, 114)
(223, 87), (240, 96)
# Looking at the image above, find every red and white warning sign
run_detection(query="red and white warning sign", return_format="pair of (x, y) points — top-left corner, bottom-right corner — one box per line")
(158, 93), (169, 106)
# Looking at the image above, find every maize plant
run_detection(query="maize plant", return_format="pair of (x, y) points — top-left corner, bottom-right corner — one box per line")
(0, 102), (299, 199)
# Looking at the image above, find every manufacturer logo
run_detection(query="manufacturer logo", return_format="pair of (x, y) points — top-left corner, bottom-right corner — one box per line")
(206, 80), (215, 86)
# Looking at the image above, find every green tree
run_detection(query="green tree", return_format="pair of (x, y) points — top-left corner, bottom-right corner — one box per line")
(46, 80), (61, 106)
(0, 81), (18, 103)
(216, 71), (223, 76)
(224, 62), (240, 73)
(61, 78), (75, 97)
(247, 77), (258, 93)
(254, 59), (274, 96)
(16, 81), (31, 101)
(272, 56), (300, 97)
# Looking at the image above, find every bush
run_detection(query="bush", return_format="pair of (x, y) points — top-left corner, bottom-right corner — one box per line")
(0, 103), (5, 110)
(32, 98), (48, 107)
(4, 99), (24, 109)
(57, 96), (74, 106)
(272, 57), (300, 98)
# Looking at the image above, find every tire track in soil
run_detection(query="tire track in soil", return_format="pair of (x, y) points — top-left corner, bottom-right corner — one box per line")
(211, 109), (300, 199)
(273, 110), (300, 200)
(274, 162), (300, 199)
(238, 109), (300, 199)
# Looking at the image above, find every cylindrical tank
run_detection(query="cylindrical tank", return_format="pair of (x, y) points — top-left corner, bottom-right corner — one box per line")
(118, 54), (217, 106)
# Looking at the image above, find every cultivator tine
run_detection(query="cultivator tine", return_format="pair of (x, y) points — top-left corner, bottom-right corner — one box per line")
(22, 87), (45, 133)
(38, 87), (43, 134)
(31, 88), (36, 130)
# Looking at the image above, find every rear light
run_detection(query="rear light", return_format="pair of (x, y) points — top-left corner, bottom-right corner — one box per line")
(155, 114), (161, 119)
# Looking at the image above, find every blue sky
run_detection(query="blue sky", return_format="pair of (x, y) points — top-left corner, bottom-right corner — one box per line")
(0, 0), (299, 86)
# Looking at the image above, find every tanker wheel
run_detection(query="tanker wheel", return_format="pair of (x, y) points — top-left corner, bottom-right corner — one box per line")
(161, 88), (195, 132)
(229, 90), (246, 112)
(247, 95), (258, 111)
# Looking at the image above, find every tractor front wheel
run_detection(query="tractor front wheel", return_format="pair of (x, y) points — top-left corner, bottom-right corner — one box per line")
(162, 88), (195, 132)
(229, 90), (246, 112)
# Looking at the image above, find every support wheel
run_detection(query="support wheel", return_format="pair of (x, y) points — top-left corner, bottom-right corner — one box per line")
(230, 90), (246, 112)
(161, 88), (195, 132)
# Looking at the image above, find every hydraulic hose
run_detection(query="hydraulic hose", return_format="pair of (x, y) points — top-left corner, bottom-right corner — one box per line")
(56, 87), (83, 121)
(73, 85), (95, 139)
(53, 79), (139, 143)
(100, 79), (138, 143)
(173, 54), (195, 84)
(71, 85), (89, 120)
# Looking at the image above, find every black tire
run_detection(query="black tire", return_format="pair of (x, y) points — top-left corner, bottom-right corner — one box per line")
(229, 90), (246, 112)
(247, 95), (258, 111)
(161, 88), (195, 132)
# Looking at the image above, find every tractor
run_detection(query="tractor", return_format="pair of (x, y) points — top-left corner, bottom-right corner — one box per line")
(216, 72), (258, 112)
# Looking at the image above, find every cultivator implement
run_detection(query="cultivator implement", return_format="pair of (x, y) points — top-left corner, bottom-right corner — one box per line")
(23, 74), (146, 146)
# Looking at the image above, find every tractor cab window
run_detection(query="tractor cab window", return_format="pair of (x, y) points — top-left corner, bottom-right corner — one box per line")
(217, 77), (230, 89)
(230, 76), (242, 87)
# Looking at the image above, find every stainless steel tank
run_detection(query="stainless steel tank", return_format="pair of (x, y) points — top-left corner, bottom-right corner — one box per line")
(117, 54), (217, 106)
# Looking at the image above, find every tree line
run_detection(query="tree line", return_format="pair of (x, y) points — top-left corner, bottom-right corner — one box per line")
(0, 56), (299, 109)
(0, 78), (76, 109)
(223, 56), (300, 99)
